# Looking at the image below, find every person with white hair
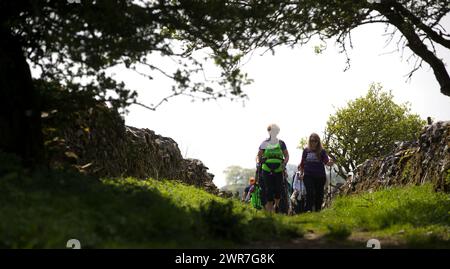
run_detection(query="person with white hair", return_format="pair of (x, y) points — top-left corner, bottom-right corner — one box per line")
(256, 124), (289, 213)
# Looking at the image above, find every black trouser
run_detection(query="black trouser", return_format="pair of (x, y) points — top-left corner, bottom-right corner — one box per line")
(294, 197), (306, 214)
(262, 170), (282, 203)
(303, 175), (326, 212)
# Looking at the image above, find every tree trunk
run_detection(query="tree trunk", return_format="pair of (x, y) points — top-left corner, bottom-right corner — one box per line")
(0, 28), (44, 167)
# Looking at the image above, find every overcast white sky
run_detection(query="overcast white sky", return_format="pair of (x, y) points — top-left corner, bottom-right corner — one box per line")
(123, 17), (450, 188)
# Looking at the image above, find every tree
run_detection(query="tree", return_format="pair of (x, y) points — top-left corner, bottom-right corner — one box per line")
(223, 165), (256, 186)
(297, 137), (308, 150)
(324, 83), (426, 178)
(3, 1), (449, 167)
(0, 0), (254, 166)
(227, 0), (450, 96)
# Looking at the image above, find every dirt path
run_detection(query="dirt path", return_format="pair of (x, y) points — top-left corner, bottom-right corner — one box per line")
(243, 231), (405, 249)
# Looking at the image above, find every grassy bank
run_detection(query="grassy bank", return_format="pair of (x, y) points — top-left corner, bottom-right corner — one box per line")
(0, 156), (448, 248)
(291, 184), (450, 248)
(0, 161), (300, 248)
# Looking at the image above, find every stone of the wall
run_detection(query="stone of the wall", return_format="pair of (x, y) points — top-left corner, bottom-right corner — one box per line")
(44, 103), (219, 194)
(340, 121), (450, 194)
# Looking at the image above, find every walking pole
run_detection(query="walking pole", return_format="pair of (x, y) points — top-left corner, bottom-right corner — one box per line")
(326, 164), (332, 208)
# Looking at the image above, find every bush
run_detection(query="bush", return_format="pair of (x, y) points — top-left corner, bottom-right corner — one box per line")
(324, 83), (426, 177)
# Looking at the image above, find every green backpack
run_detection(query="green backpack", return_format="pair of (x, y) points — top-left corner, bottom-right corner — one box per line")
(250, 185), (262, 210)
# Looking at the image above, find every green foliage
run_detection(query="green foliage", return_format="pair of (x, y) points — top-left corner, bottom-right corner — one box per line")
(5, 1), (256, 113)
(324, 83), (426, 177)
(313, 44), (327, 55)
(297, 137), (308, 150)
(3, 0), (450, 121)
(223, 165), (256, 186)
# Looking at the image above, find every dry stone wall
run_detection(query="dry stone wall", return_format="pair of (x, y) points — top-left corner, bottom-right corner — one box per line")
(44, 103), (219, 194)
(340, 121), (450, 194)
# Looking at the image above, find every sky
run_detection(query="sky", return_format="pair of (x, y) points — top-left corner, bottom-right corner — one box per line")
(123, 16), (450, 188)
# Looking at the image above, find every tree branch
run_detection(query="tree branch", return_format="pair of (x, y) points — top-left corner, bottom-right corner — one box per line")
(374, 2), (450, 96)
(390, 1), (450, 50)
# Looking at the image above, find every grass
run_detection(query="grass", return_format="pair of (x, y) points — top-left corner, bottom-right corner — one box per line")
(0, 153), (448, 248)
(0, 156), (302, 248)
(289, 184), (450, 247)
